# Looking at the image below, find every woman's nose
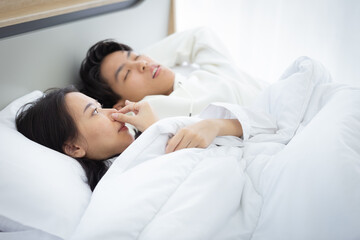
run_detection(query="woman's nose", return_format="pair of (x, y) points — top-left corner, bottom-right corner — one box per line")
(102, 108), (118, 119)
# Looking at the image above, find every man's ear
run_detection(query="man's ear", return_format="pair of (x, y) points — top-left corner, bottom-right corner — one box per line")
(113, 99), (126, 110)
(63, 142), (86, 158)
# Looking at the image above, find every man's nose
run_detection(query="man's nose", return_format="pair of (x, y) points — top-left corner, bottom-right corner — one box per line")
(130, 60), (147, 72)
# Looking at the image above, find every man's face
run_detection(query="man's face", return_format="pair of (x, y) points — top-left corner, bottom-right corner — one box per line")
(100, 51), (175, 108)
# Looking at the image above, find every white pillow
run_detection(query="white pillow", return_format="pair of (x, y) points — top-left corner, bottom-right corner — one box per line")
(0, 91), (92, 239)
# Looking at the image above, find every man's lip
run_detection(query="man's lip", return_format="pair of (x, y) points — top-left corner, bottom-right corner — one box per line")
(151, 65), (161, 78)
(155, 66), (161, 78)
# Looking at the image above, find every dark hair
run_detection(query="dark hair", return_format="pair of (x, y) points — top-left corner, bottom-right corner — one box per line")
(78, 39), (133, 108)
(15, 86), (109, 191)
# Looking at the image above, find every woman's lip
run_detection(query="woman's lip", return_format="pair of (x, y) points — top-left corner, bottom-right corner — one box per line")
(118, 123), (128, 132)
(119, 125), (128, 132)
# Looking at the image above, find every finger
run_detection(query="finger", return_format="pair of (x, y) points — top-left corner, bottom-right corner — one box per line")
(133, 102), (140, 112)
(118, 103), (137, 114)
(186, 135), (207, 149)
(113, 101), (124, 110)
(185, 140), (199, 149)
(111, 113), (134, 125)
(125, 100), (135, 106)
(117, 100), (134, 113)
(165, 133), (184, 153)
(173, 135), (192, 152)
(117, 105), (131, 114)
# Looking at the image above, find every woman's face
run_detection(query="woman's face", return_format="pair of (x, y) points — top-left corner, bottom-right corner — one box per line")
(100, 51), (175, 108)
(65, 92), (134, 160)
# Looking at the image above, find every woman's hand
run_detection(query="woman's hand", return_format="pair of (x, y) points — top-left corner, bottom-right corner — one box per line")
(165, 119), (218, 153)
(111, 100), (158, 132)
(165, 119), (243, 153)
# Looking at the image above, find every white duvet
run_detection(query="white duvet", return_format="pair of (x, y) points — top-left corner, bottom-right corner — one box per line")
(70, 57), (360, 240)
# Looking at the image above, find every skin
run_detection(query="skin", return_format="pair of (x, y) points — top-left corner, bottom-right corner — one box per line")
(100, 51), (176, 109)
(62, 92), (243, 161)
(112, 100), (158, 133)
(63, 92), (134, 160)
(164, 118), (243, 153)
(112, 102), (243, 154)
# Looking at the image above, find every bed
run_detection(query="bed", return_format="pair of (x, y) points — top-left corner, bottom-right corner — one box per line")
(1, 56), (360, 240)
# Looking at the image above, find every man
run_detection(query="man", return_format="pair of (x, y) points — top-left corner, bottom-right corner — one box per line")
(79, 27), (266, 119)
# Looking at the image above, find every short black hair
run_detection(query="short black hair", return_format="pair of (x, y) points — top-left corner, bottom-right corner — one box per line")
(78, 39), (133, 108)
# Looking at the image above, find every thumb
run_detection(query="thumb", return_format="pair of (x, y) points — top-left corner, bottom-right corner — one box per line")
(111, 113), (134, 125)
(125, 100), (134, 106)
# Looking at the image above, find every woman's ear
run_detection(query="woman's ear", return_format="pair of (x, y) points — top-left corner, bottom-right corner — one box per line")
(63, 141), (86, 158)
(113, 99), (126, 110)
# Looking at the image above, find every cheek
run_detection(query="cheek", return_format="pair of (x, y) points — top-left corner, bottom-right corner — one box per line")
(80, 119), (112, 140)
(81, 129), (104, 148)
(162, 68), (174, 82)
(111, 81), (124, 97)
(119, 132), (134, 152)
(119, 132), (135, 150)
(122, 80), (147, 101)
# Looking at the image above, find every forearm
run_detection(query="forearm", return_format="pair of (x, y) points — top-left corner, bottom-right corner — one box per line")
(141, 28), (198, 67)
(142, 27), (231, 69)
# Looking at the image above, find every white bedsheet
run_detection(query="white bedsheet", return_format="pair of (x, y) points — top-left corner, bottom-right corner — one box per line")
(70, 57), (360, 240)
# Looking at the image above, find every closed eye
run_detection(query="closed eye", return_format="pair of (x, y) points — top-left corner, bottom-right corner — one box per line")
(123, 54), (141, 81)
(124, 70), (130, 81)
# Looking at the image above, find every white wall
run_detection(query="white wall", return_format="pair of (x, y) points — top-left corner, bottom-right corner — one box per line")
(0, 0), (170, 109)
(175, 0), (360, 87)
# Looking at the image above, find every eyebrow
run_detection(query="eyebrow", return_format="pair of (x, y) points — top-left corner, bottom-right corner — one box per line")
(83, 101), (100, 114)
(83, 102), (94, 113)
(114, 51), (132, 82)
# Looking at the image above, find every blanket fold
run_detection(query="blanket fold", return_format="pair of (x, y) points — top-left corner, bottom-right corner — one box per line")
(70, 57), (360, 240)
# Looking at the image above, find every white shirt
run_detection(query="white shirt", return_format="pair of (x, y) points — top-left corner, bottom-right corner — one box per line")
(141, 27), (268, 119)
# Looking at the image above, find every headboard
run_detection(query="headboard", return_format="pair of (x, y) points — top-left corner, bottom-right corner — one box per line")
(0, 0), (171, 110)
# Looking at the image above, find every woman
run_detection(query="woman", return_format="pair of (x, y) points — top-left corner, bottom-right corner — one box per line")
(79, 27), (265, 119)
(16, 86), (243, 191)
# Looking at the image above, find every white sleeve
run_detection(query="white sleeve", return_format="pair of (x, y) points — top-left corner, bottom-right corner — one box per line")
(141, 27), (235, 75)
(141, 28), (265, 119)
(199, 102), (277, 141)
(142, 93), (193, 119)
